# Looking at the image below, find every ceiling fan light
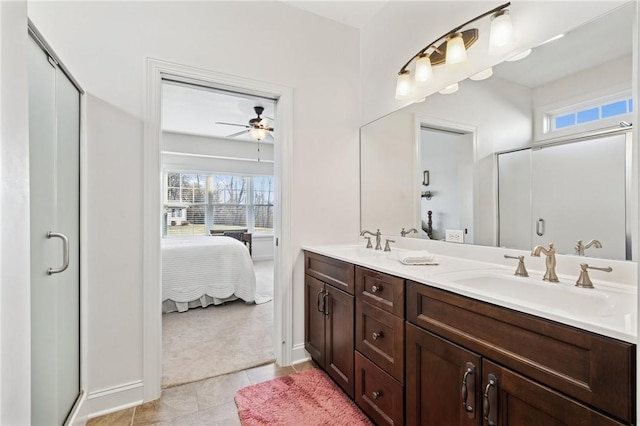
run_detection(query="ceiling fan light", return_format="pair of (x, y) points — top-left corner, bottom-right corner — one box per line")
(469, 67), (493, 81)
(489, 10), (515, 55)
(395, 70), (413, 99)
(445, 33), (467, 65)
(439, 83), (459, 95)
(415, 54), (434, 86)
(249, 127), (268, 141)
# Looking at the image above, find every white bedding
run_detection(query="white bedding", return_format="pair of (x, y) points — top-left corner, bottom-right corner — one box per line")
(162, 236), (267, 312)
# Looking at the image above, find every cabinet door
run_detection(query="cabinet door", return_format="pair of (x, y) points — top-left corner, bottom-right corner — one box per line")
(326, 285), (355, 398)
(406, 323), (481, 426)
(481, 359), (626, 426)
(304, 275), (326, 367)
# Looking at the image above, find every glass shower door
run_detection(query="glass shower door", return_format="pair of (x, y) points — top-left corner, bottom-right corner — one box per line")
(28, 34), (81, 425)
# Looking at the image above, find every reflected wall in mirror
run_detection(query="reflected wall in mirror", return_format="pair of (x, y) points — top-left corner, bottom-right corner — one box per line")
(360, 2), (636, 260)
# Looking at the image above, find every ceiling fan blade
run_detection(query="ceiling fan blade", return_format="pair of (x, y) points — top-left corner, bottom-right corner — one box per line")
(227, 130), (248, 138)
(216, 122), (249, 128)
(266, 132), (274, 141)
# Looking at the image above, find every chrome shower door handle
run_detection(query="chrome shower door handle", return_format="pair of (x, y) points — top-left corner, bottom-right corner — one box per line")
(47, 231), (69, 275)
(536, 218), (545, 236)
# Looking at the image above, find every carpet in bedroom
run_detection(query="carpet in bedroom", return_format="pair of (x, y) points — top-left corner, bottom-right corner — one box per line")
(162, 260), (275, 388)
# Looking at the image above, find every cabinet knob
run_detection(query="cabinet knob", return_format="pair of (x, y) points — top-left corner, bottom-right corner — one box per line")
(371, 285), (382, 294)
(372, 331), (384, 340)
(372, 391), (382, 400)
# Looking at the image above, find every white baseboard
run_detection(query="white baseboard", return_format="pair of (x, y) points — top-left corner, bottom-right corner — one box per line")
(291, 343), (310, 365)
(87, 380), (144, 419)
(67, 391), (88, 426)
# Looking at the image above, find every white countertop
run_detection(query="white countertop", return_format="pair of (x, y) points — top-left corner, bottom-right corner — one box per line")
(302, 243), (637, 344)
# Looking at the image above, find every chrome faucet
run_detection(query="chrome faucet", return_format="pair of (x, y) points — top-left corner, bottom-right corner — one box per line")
(575, 263), (612, 289)
(401, 227), (419, 237)
(575, 239), (602, 256)
(361, 229), (382, 250)
(531, 243), (559, 282)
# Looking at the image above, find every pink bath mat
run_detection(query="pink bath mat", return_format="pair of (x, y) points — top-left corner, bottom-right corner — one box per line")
(234, 368), (373, 425)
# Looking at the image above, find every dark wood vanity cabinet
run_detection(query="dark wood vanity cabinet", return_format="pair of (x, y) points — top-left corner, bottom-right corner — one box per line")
(405, 323), (481, 426)
(303, 251), (636, 426)
(355, 267), (406, 425)
(304, 252), (355, 398)
(406, 281), (635, 425)
(481, 359), (626, 426)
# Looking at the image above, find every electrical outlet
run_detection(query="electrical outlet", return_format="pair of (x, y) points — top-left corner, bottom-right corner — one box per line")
(445, 229), (464, 243)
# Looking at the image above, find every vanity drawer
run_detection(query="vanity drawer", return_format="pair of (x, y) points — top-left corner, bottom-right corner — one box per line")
(304, 251), (355, 295)
(355, 351), (404, 426)
(406, 281), (636, 423)
(356, 300), (404, 382)
(356, 266), (404, 316)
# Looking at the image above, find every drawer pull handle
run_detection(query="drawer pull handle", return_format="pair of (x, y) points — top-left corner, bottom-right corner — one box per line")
(461, 365), (474, 416)
(372, 391), (382, 400)
(372, 332), (383, 340)
(483, 375), (498, 426)
(371, 285), (381, 294)
(316, 289), (324, 313)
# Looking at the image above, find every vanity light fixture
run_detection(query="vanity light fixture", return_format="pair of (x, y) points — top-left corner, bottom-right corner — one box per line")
(395, 2), (512, 100)
(488, 10), (515, 54)
(415, 53), (434, 85)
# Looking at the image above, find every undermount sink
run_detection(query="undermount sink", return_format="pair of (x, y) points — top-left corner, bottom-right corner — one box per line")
(438, 270), (631, 319)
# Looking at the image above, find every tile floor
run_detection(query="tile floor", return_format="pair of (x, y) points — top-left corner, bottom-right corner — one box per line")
(88, 361), (317, 426)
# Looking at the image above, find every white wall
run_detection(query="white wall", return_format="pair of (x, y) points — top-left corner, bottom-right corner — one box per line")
(28, 0), (360, 415)
(0, 2), (31, 424)
(361, 1), (627, 124)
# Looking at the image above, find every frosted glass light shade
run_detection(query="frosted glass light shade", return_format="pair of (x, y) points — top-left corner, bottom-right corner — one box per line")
(439, 83), (459, 95)
(249, 128), (267, 141)
(470, 67), (493, 81)
(445, 33), (467, 65)
(415, 54), (434, 85)
(395, 70), (412, 99)
(489, 10), (514, 55)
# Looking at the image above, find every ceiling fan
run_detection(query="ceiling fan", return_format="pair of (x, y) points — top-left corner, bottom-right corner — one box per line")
(216, 106), (274, 141)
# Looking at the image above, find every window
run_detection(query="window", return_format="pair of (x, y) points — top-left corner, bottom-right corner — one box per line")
(547, 93), (633, 133)
(164, 172), (273, 236)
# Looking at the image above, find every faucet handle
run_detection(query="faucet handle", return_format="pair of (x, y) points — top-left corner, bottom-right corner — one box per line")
(364, 236), (372, 249)
(575, 263), (612, 289)
(384, 239), (396, 252)
(504, 255), (529, 277)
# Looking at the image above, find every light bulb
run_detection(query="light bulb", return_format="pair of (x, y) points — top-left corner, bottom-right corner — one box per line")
(489, 10), (514, 55)
(395, 70), (412, 99)
(250, 128), (267, 141)
(445, 33), (467, 65)
(439, 83), (459, 95)
(415, 54), (433, 85)
(469, 67), (493, 81)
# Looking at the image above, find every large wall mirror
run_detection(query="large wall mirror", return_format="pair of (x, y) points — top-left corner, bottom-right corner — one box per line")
(360, 2), (636, 261)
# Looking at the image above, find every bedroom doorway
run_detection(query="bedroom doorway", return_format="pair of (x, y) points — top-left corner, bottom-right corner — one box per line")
(158, 79), (279, 388)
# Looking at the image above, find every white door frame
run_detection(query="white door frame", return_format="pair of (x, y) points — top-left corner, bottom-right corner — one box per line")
(143, 58), (293, 402)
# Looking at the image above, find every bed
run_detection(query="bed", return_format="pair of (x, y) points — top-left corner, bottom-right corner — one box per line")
(162, 236), (267, 313)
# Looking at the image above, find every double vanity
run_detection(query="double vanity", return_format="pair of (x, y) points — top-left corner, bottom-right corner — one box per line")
(303, 240), (637, 425)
